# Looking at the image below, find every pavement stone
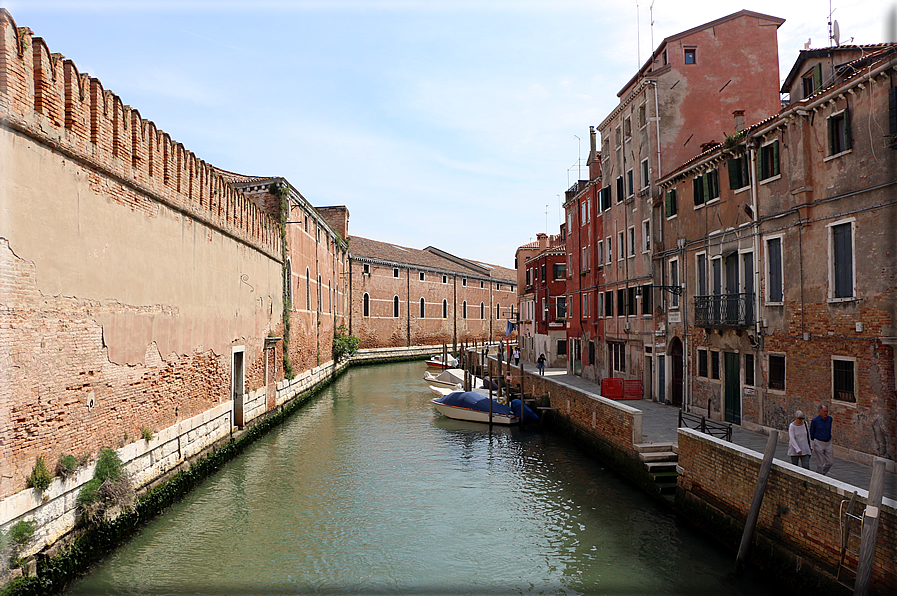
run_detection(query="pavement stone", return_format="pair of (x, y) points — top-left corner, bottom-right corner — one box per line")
(514, 360), (897, 502)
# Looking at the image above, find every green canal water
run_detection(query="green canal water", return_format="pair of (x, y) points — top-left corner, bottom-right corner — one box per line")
(66, 361), (783, 595)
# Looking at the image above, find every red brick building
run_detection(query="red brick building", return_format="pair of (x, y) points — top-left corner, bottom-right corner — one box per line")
(348, 237), (516, 349)
(526, 239), (568, 368)
(656, 45), (897, 460)
(515, 232), (565, 362)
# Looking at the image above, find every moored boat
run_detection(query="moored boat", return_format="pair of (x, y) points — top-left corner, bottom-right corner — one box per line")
(430, 391), (540, 426)
(425, 354), (459, 369)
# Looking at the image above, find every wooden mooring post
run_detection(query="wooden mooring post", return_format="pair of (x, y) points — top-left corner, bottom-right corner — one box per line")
(735, 430), (778, 574)
(854, 458), (886, 596)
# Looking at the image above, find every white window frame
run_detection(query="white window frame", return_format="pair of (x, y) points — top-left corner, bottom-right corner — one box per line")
(827, 218), (856, 302)
(831, 355), (857, 406)
(597, 240), (604, 266)
(642, 219), (651, 253)
(695, 251), (708, 296)
(606, 236), (613, 264)
(617, 231), (624, 261)
(764, 234), (785, 305)
(768, 352), (786, 393)
(628, 226), (636, 257)
(641, 158), (650, 190)
(668, 257), (680, 309)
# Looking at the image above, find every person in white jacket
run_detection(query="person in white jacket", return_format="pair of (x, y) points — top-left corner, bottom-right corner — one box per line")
(787, 410), (812, 469)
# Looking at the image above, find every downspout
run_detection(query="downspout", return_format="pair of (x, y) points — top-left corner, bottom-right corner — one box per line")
(749, 145), (761, 342)
(406, 267), (411, 347)
(651, 80), (662, 178)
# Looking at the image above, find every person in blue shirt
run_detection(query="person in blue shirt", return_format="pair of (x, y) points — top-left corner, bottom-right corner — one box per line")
(809, 404), (833, 475)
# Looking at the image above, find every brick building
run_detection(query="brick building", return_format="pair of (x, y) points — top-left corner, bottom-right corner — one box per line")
(348, 237), (516, 349)
(562, 127), (603, 379)
(526, 238), (568, 368)
(591, 10), (785, 405)
(515, 232), (564, 362)
(656, 45), (897, 460)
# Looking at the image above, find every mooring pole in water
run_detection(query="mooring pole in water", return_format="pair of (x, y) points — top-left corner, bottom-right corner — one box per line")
(488, 356), (493, 427)
(854, 458), (886, 596)
(735, 430), (778, 574)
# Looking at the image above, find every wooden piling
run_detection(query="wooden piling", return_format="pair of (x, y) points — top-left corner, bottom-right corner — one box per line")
(854, 458), (887, 596)
(735, 430), (778, 574)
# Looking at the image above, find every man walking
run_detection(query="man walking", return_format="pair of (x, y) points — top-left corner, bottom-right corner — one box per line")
(810, 404), (833, 475)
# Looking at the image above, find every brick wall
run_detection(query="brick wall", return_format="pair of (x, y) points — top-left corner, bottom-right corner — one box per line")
(677, 428), (896, 595)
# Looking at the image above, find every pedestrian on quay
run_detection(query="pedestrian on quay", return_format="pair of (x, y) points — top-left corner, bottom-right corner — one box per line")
(787, 410), (811, 469)
(537, 353), (546, 375)
(810, 404), (834, 475)
(513, 347), (520, 367)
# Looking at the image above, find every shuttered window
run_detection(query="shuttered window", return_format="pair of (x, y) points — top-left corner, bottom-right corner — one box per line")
(600, 187), (612, 211)
(616, 176), (625, 203)
(828, 108), (851, 155)
(728, 155), (750, 189)
(665, 189), (678, 217)
(890, 86), (897, 135)
(832, 222), (853, 298)
(759, 141), (780, 180)
(767, 237), (783, 303)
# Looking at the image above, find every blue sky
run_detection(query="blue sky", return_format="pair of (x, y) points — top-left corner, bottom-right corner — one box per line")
(4, 1), (892, 268)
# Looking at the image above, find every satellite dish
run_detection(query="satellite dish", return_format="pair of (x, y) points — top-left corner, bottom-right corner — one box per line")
(833, 20), (841, 46)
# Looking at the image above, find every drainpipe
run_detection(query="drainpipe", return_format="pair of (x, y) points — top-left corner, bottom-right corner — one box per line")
(651, 81), (662, 178)
(749, 145), (761, 342)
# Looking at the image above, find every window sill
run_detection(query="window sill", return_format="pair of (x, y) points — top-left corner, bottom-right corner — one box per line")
(759, 174), (781, 186)
(765, 301), (784, 307)
(832, 397), (858, 408)
(823, 148), (852, 162)
(768, 388), (786, 395)
(734, 185), (750, 194)
(666, 214), (678, 220)
(828, 296), (859, 304)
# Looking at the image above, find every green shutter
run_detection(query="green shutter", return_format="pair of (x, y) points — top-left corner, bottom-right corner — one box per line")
(828, 113), (835, 155)
(728, 158), (740, 190)
(693, 176), (703, 205)
(772, 141), (780, 177)
(702, 173), (711, 202)
(812, 63), (822, 93)
(844, 107), (851, 150)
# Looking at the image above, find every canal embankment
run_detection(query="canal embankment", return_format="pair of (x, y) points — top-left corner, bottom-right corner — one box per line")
(0, 345), (441, 592)
(499, 357), (897, 596)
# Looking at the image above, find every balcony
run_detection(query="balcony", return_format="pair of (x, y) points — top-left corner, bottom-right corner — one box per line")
(694, 293), (755, 328)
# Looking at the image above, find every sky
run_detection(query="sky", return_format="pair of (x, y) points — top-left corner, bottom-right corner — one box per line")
(3, 1), (894, 269)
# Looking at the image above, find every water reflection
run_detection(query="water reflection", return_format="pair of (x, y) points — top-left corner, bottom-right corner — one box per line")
(66, 361), (782, 595)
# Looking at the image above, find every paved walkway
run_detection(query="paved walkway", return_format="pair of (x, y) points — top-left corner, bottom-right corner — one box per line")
(511, 360), (896, 502)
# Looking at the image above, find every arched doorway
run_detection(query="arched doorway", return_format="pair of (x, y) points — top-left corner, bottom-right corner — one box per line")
(669, 337), (684, 407)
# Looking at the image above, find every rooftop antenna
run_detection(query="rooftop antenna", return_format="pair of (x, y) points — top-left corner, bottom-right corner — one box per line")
(636, 1), (641, 69)
(828, 0), (839, 47)
(574, 134), (581, 180)
(650, 1), (655, 64)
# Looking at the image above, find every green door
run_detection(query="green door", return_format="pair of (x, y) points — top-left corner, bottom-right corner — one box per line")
(724, 352), (741, 424)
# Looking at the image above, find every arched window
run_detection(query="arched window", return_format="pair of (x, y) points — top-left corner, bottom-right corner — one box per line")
(363, 293), (370, 317)
(420, 297), (425, 318)
(306, 268), (311, 310)
(442, 299), (448, 319)
(394, 296), (400, 318)
(284, 258), (292, 309)
(480, 302), (485, 319)
(462, 301), (467, 319)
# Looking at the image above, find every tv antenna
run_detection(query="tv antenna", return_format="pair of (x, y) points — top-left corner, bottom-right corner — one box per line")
(828, 1), (840, 47)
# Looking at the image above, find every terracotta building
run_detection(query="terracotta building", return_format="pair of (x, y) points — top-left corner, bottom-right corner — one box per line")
(515, 232), (565, 363)
(525, 235), (568, 368)
(591, 10), (785, 404)
(655, 45), (897, 460)
(348, 237), (516, 350)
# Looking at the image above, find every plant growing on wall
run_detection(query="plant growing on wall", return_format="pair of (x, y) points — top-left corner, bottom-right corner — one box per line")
(8, 520), (36, 547)
(77, 448), (134, 524)
(56, 454), (79, 479)
(140, 427), (154, 442)
(332, 324), (360, 364)
(272, 181), (295, 379)
(26, 456), (53, 492)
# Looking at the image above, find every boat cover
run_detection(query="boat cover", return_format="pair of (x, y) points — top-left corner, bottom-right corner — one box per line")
(434, 391), (515, 416)
(510, 399), (541, 423)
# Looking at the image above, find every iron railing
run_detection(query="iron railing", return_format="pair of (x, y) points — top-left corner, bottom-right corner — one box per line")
(678, 410), (733, 442)
(694, 293), (755, 328)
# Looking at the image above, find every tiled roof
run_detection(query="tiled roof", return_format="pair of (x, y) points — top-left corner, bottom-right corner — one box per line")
(349, 236), (515, 282)
(212, 166), (279, 185)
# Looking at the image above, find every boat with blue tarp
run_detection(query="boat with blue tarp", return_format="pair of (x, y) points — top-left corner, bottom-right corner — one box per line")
(430, 391), (539, 425)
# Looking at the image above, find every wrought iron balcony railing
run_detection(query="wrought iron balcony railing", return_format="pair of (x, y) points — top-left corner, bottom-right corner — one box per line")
(694, 293), (755, 328)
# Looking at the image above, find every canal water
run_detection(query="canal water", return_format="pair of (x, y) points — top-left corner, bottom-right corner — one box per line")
(67, 361), (783, 595)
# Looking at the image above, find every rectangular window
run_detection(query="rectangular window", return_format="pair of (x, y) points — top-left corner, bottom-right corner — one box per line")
(557, 296), (567, 320)
(638, 104), (647, 128)
(558, 340), (567, 356)
(698, 349), (708, 377)
(363, 263), (370, 274)
(604, 290), (614, 317)
(759, 140), (780, 181)
(684, 48), (696, 64)
(606, 236), (613, 264)
(831, 221), (854, 299)
(617, 288), (625, 317)
(665, 188), (678, 218)
(642, 220), (650, 252)
(624, 117), (631, 138)
(669, 258), (680, 308)
(463, 277), (467, 286)
(710, 351), (720, 380)
(832, 358), (856, 403)
(597, 291), (604, 317)
(442, 274), (448, 284)
(553, 263), (566, 280)
(769, 355), (786, 390)
(828, 109), (851, 155)
(696, 253), (707, 296)
(597, 240), (604, 266)
(588, 341), (595, 365)
(618, 232), (624, 261)
(582, 246), (589, 270)
(627, 287), (637, 316)
(627, 169), (634, 197)
(393, 268), (400, 278)
(616, 176), (624, 203)
(727, 155), (750, 190)
(610, 342), (626, 372)
(600, 187), (612, 211)
(641, 284), (652, 315)
(541, 264), (546, 282)
(419, 271), (425, 281)
(802, 63), (822, 99)
(641, 159), (649, 189)
(581, 200), (587, 223)
(628, 226), (636, 257)
(744, 353), (755, 386)
(766, 236), (783, 303)
(693, 169), (719, 206)
(581, 293), (590, 319)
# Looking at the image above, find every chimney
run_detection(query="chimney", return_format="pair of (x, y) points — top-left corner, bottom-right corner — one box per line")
(733, 110), (745, 132)
(537, 233), (548, 250)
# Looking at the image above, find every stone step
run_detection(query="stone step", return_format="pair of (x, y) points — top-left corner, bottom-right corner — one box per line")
(650, 470), (679, 481)
(639, 451), (678, 463)
(634, 442), (676, 454)
(645, 461), (678, 473)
